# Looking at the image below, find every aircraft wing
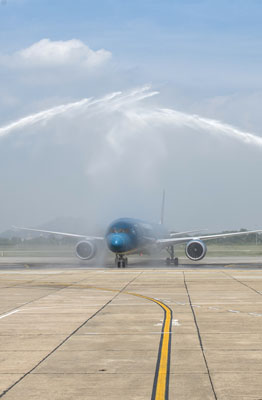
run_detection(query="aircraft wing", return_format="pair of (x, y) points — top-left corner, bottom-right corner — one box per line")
(169, 229), (207, 237)
(13, 226), (104, 241)
(157, 229), (262, 247)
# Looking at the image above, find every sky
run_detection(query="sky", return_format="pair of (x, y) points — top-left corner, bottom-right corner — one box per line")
(0, 0), (262, 233)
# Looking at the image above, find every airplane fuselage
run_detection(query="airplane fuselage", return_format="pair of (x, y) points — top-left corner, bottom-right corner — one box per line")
(106, 218), (169, 255)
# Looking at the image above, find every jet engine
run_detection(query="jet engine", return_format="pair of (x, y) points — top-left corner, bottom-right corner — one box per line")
(185, 240), (207, 261)
(76, 241), (96, 260)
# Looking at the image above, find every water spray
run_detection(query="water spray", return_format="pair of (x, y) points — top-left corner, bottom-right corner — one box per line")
(0, 85), (262, 149)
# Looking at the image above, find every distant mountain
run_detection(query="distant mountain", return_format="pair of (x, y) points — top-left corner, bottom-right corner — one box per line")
(0, 229), (18, 239)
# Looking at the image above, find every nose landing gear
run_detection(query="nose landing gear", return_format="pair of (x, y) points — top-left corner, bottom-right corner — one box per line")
(115, 254), (128, 268)
(166, 245), (179, 266)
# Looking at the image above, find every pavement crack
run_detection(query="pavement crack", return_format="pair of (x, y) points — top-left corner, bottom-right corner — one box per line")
(0, 272), (94, 318)
(183, 271), (218, 400)
(0, 272), (144, 398)
(222, 271), (262, 296)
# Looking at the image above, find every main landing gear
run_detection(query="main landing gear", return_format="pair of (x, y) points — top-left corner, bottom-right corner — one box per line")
(115, 254), (128, 268)
(166, 245), (179, 266)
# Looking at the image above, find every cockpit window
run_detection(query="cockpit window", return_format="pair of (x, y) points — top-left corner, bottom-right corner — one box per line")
(110, 227), (129, 234)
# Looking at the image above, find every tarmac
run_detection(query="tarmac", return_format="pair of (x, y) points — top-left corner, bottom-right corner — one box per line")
(0, 258), (262, 399)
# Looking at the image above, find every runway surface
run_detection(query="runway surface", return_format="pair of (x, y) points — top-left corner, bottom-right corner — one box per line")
(1, 261), (262, 399)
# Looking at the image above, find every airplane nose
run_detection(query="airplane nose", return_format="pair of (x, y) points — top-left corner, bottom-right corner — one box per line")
(107, 233), (129, 253)
(108, 234), (125, 252)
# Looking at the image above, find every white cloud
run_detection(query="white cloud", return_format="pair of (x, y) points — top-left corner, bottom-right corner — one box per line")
(2, 39), (112, 69)
(0, 38), (114, 118)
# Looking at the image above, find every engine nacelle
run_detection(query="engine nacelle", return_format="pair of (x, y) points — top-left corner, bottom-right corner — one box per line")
(185, 240), (207, 261)
(76, 240), (96, 260)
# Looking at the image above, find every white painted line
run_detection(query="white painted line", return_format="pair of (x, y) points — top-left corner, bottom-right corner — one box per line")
(192, 304), (201, 308)
(208, 307), (220, 310)
(228, 310), (240, 313)
(172, 320), (181, 326)
(248, 313), (262, 317)
(0, 310), (20, 319)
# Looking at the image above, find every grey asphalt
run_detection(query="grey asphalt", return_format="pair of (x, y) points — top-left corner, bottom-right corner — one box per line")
(0, 259), (262, 399)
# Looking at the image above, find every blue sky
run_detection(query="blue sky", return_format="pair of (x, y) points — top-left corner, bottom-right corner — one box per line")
(1, 0), (262, 75)
(0, 0), (262, 98)
(0, 0), (262, 231)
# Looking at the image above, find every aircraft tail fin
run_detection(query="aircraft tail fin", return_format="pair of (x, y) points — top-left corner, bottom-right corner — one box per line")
(160, 190), (165, 225)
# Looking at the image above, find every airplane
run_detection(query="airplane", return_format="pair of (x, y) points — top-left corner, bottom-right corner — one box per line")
(14, 194), (262, 268)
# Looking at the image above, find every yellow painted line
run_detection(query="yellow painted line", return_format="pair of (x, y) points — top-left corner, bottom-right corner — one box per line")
(126, 292), (172, 400)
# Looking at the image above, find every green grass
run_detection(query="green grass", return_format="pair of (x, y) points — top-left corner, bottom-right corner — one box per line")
(0, 244), (75, 257)
(174, 243), (262, 257)
(0, 243), (262, 258)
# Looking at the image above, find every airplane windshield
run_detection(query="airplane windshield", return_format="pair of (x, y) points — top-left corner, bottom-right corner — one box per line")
(110, 227), (129, 234)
